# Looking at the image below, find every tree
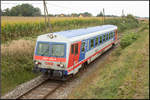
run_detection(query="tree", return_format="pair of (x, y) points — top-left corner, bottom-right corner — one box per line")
(33, 8), (41, 16)
(2, 3), (41, 16)
(83, 12), (92, 17)
(71, 13), (79, 17)
(78, 12), (92, 17)
(126, 14), (139, 24)
(97, 11), (103, 17)
(2, 8), (11, 16)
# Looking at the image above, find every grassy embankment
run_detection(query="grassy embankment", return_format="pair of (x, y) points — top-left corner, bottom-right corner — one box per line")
(1, 16), (139, 95)
(68, 21), (149, 99)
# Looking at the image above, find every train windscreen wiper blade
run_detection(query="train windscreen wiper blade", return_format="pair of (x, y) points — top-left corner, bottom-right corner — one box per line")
(41, 48), (49, 56)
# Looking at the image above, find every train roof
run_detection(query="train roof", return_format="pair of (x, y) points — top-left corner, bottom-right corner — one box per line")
(54, 24), (117, 38)
(37, 25), (117, 42)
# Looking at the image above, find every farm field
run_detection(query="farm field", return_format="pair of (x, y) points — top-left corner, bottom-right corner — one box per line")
(1, 16), (125, 43)
(1, 16), (115, 25)
(68, 22), (149, 99)
(1, 16), (140, 96)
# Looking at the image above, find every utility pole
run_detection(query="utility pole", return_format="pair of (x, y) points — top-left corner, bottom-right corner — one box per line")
(122, 9), (124, 18)
(122, 9), (125, 23)
(103, 8), (105, 25)
(43, 0), (47, 27)
(43, 0), (53, 34)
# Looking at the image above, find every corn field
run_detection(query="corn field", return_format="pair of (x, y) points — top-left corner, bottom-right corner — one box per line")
(2, 16), (118, 43)
(2, 16), (138, 43)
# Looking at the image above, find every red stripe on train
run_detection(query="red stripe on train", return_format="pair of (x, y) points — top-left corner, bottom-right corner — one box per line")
(34, 56), (66, 62)
(68, 42), (114, 72)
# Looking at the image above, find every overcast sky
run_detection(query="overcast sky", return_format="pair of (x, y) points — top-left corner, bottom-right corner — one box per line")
(1, 1), (149, 17)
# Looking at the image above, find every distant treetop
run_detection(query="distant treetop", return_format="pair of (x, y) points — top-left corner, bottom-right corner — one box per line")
(2, 3), (41, 16)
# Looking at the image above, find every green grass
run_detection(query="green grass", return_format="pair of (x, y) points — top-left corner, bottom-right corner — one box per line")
(120, 32), (138, 49)
(68, 23), (149, 99)
(1, 39), (40, 95)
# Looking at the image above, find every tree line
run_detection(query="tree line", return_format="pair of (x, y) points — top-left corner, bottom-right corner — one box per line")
(1, 3), (41, 16)
(1, 3), (119, 17)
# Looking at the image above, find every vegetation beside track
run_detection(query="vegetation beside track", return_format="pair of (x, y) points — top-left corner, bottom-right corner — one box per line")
(68, 22), (149, 99)
(1, 15), (140, 96)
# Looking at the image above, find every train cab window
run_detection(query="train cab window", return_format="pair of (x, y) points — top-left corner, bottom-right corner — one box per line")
(95, 37), (98, 46)
(36, 42), (50, 56)
(81, 41), (85, 52)
(100, 36), (102, 44)
(103, 34), (105, 42)
(90, 39), (94, 49)
(71, 45), (74, 54)
(52, 44), (65, 57)
(75, 44), (78, 55)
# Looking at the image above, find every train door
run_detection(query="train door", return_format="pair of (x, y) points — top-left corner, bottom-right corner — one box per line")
(115, 30), (118, 41)
(68, 42), (81, 71)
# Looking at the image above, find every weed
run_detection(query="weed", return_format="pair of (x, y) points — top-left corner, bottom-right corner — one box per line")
(120, 32), (138, 49)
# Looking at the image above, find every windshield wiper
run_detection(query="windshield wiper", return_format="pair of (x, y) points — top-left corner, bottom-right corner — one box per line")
(41, 48), (49, 56)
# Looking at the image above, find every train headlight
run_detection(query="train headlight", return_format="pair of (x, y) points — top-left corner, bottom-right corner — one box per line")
(35, 61), (38, 64)
(60, 64), (64, 67)
(35, 61), (41, 65)
(57, 64), (64, 68)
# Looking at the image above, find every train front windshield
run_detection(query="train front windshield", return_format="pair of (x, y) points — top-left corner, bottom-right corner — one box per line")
(36, 42), (65, 57)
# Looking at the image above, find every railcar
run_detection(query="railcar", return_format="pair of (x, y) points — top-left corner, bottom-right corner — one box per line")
(33, 25), (118, 79)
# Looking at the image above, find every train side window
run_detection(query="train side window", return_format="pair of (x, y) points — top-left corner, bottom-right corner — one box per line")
(90, 39), (94, 49)
(113, 32), (115, 37)
(111, 32), (113, 38)
(75, 44), (78, 55)
(71, 45), (74, 54)
(106, 33), (108, 40)
(110, 32), (112, 38)
(81, 41), (85, 52)
(87, 40), (90, 51)
(95, 36), (98, 46)
(100, 36), (102, 44)
(109, 32), (111, 39)
(103, 34), (105, 42)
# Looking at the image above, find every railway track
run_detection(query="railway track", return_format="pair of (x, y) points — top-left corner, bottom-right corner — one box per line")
(17, 80), (63, 99)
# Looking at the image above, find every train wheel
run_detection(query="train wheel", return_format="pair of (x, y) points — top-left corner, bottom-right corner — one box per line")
(112, 43), (115, 48)
(82, 62), (88, 71)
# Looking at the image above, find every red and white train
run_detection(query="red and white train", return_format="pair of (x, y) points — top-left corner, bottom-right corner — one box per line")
(33, 25), (118, 79)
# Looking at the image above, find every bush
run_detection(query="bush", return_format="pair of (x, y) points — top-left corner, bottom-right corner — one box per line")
(120, 32), (138, 49)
